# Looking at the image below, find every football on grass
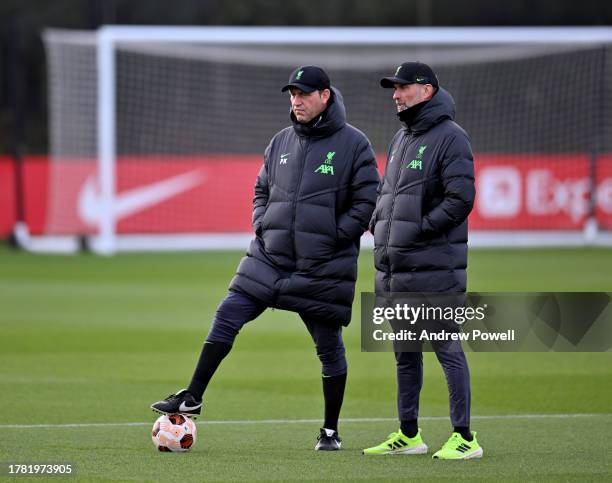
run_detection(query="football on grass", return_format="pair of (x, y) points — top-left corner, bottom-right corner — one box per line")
(151, 414), (197, 452)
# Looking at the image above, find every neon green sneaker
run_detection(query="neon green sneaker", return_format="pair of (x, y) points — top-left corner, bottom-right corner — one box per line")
(362, 429), (428, 455)
(432, 432), (483, 460)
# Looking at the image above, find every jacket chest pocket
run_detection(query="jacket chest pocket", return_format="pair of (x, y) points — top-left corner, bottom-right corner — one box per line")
(395, 177), (427, 222)
(271, 162), (298, 193)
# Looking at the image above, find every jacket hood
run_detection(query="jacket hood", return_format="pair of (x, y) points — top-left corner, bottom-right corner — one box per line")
(291, 86), (346, 138)
(398, 87), (455, 134)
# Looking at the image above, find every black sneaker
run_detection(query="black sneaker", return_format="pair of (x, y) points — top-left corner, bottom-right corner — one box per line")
(315, 428), (342, 451)
(150, 389), (202, 418)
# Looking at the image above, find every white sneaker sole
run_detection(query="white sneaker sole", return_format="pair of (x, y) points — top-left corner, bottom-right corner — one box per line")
(464, 448), (483, 459)
(150, 406), (199, 419)
(390, 443), (429, 455)
(433, 447), (484, 460)
(364, 443), (428, 455)
(315, 442), (342, 451)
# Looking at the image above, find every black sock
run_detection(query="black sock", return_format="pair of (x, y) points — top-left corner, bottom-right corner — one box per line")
(187, 341), (232, 401)
(454, 426), (473, 441)
(322, 372), (347, 432)
(400, 419), (418, 438)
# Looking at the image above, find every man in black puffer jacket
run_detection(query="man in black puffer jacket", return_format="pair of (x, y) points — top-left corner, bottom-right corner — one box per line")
(363, 62), (483, 459)
(152, 66), (380, 451)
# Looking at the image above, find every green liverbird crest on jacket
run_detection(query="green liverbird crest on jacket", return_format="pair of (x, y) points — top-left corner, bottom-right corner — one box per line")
(315, 151), (336, 175)
(417, 145), (427, 158)
(407, 145), (427, 170)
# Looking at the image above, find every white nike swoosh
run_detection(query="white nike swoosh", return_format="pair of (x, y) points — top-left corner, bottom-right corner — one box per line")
(179, 401), (202, 412)
(78, 169), (206, 226)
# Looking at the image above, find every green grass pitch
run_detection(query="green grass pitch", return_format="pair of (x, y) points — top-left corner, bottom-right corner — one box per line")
(0, 244), (611, 481)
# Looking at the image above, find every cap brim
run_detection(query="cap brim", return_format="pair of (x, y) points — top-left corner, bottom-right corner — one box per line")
(380, 77), (413, 88)
(281, 82), (317, 93)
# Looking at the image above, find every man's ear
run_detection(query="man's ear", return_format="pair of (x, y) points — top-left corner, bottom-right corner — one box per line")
(320, 88), (332, 104)
(424, 84), (435, 100)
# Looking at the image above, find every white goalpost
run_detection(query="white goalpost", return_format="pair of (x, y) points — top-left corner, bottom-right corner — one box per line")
(33, 26), (612, 254)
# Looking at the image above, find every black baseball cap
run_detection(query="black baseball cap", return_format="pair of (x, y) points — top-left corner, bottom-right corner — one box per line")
(380, 61), (439, 88)
(281, 65), (331, 93)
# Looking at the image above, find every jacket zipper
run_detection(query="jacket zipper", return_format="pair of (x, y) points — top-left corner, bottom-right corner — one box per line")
(291, 137), (310, 266)
(383, 133), (413, 291)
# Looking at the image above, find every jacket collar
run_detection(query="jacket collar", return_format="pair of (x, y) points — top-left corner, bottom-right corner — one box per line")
(398, 87), (456, 134)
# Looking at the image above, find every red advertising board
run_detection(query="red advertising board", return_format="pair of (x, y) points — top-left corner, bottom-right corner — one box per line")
(1, 154), (611, 236)
(470, 154), (612, 230)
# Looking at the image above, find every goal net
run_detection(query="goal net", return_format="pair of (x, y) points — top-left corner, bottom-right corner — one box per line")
(37, 27), (612, 253)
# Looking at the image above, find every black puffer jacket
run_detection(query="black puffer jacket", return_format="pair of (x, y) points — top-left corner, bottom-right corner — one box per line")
(230, 88), (380, 325)
(371, 88), (475, 293)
